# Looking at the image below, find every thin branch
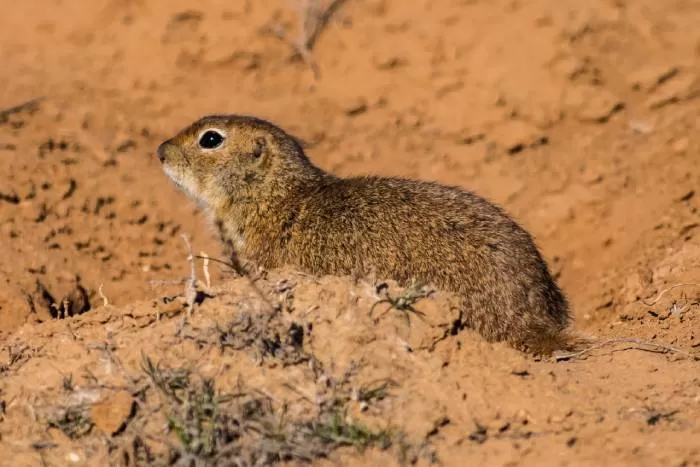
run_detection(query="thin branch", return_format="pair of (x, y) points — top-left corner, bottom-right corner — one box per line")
(641, 283), (700, 306)
(181, 233), (197, 317)
(98, 284), (109, 307)
(149, 238), (277, 316)
(265, 0), (350, 80)
(192, 255), (237, 270)
(555, 337), (697, 362)
(200, 251), (212, 289)
(304, 0), (350, 51)
(267, 23), (320, 79)
(0, 97), (44, 121)
(193, 254), (277, 314)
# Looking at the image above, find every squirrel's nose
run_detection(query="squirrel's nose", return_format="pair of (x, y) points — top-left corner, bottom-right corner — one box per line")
(156, 141), (171, 163)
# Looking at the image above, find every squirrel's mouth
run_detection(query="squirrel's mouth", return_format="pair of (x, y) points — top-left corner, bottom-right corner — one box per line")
(163, 166), (191, 193)
(162, 165), (184, 187)
(158, 142), (195, 195)
(162, 165), (209, 210)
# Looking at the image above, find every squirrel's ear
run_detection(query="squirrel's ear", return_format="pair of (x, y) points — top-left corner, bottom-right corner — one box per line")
(252, 137), (266, 159)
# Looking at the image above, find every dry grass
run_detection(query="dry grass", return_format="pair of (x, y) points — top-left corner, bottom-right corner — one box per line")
(102, 353), (411, 466)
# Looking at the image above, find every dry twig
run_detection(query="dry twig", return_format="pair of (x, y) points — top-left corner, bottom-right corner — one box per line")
(641, 283), (700, 307)
(555, 337), (697, 362)
(195, 254), (277, 314)
(0, 96), (44, 121)
(200, 251), (212, 289)
(266, 0), (350, 79)
(98, 284), (109, 307)
(181, 233), (198, 317)
(151, 242), (276, 315)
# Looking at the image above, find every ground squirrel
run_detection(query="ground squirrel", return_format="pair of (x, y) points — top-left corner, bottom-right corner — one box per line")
(157, 115), (572, 354)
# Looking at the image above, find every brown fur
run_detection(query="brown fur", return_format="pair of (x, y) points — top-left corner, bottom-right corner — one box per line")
(157, 115), (574, 354)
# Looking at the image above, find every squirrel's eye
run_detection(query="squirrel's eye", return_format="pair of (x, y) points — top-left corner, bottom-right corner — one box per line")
(198, 130), (225, 149)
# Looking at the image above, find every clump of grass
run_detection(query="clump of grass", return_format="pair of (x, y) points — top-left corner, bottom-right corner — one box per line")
(0, 344), (33, 374)
(216, 311), (310, 366)
(356, 378), (399, 405)
(61, 373), (74, 392)
(370, 282), (433, 328)
(141, 354), (192, 403)
(314, 410), (393, 452)
(133, 356), (403, 465)
(48, 406), (93, 439)
(165, 378), (240, 459)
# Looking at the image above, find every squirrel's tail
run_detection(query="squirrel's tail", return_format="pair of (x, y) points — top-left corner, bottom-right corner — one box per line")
(516, 328), (597, 358)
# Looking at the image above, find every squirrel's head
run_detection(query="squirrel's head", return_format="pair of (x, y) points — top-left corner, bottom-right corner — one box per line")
(157, 115), (319, 210)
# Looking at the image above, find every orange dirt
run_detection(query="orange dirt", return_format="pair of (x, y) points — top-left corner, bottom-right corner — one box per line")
(1, 0), (699, 466)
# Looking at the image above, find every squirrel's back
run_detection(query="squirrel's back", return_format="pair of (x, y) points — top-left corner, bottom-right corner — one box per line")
(243, 175), (571, 353)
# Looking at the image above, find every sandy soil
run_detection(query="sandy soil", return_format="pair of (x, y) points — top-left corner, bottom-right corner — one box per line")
(1, 0), (699, 465)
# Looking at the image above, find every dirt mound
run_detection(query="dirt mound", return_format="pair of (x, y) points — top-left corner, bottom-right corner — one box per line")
(2, 271), (698, 466)
(1, 0), (699, 465)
